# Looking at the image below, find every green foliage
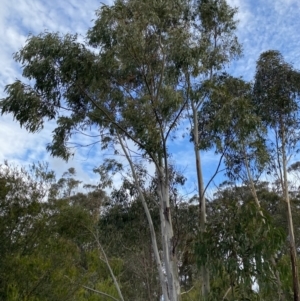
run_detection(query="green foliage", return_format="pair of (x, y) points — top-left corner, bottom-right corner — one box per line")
(254, 50), (300, 127)
(0, 163), (125, 301)
(0, 0), (241, 164)
(2, 0), (300, 299)
(1, 161), (300, 300)
(196, 185), (286, 300)
(197, 74), (269, 181)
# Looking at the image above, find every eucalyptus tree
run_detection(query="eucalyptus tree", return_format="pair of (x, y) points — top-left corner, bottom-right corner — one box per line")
(198, 75), (269, 208)
(181, 1), (241, 296)
(254, 50), (300, 301)
(195, 74), (287, 297)
(0, 0), (243, 299)
(0, 1), (186, 299)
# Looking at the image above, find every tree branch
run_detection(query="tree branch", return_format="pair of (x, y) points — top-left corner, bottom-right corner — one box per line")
(75, 84), (158, 160)
(116, 131), (169, 301)
(82, 286), (120, 301)
(90, 228), (125, 301)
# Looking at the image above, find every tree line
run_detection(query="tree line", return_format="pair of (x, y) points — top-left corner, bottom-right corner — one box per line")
(0, 162), (299, 300)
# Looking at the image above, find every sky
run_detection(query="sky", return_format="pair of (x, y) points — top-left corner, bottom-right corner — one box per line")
(1, 0), (300, 194)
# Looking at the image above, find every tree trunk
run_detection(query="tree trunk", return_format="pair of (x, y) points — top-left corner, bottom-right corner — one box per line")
(191, 101), (210, 298)
(118, 134), (170, 301)
(157, 166), (181, 301)
(281, 125), (300, 301)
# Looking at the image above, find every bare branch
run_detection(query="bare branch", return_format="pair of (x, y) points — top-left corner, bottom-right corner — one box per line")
(82, 286), (120, 301)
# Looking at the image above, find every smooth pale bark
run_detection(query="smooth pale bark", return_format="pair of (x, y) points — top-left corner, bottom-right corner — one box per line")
(280, 125), (300, 301)
(82, 286), (121, 301)
(92, 229), (125, 301)
(157, 166), (181, 301)
(191, 100), (210, 298)
(118, 134), (178, 301)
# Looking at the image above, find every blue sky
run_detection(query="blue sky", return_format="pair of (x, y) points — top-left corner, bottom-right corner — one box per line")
(1, 0), (300, 193)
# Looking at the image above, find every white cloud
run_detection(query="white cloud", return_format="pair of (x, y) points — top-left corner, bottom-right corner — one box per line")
(227, 0), (300, 79)
(1, 0), (300, 191)
(0, 0), (106, 181)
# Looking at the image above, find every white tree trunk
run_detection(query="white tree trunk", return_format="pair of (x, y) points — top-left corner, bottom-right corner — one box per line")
(157, 166), (181, 301)
(280, 126), (300, 301)
(117, 134), (170, 301)
(191, 101), (210, 298)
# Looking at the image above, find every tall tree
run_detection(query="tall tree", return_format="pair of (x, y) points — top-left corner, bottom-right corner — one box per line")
(0, 0), (241, 299)
(195, 74), (284, 298)
(0, 0), (188, 298)
(182, 1), (241, 296)
(254, 50), (300, 301)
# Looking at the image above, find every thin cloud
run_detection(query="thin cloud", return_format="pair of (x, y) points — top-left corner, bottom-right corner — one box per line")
(0, 0), (107, 179)
(228, 0), (300, 79)
(1, 0), (300, 188)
